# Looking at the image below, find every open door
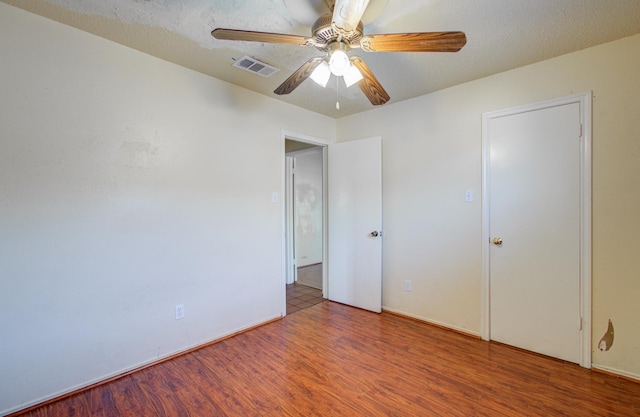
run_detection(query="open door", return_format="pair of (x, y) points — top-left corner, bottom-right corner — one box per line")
(328, 137), (382, 313)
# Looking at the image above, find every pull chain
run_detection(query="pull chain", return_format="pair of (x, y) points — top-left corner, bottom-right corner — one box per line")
(336, 76), (340, 110)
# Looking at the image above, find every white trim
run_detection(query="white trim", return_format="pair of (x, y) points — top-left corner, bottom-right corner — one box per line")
(383, 307), (481, 338)
(481, 92), (592, 368)
(579, 93), (593, 369)
(280, 130), (331, 315)
(285, 156), (296, 285)
(322, 146), (328, 298)
(282, 129), (332, 147)
(592, 364), (640, 382)
(2, 314), (282, 415)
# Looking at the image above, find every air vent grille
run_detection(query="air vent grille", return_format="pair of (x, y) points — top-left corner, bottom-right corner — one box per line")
(233, 56), (280, 77)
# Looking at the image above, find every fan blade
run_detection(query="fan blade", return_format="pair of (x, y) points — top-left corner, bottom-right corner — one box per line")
(274, 57), (325, 95)
(360, 31), (467, 52)
(332, 0), (370, 34)
(212, 28), (314, 46)
(350, 57), (389, 106)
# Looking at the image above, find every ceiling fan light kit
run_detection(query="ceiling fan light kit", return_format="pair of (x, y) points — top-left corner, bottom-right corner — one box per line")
(309, 50), (362, 88)
(211, 0), (466, 107)
(310, 61), (331, 87)
(328, 42), (350, 76)
(343, 63), (364, 87)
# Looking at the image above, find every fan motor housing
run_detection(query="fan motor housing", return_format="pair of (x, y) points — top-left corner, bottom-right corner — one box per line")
(312, 13), (363, 47)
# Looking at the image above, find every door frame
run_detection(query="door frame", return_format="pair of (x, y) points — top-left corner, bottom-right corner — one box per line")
(281, 130), (330, 316)
(286, 146), (325, 283)
(285, 155), (296, 285)
(480, 92), (592, 368)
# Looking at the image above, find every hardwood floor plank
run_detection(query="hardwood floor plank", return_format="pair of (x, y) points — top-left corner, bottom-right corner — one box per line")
(49, 391), (89, 417)
(12, 301), (640, 416)
(208, 329), (384, 415)
(207, 332), (364, 416)
(177, 353), (263, 416)
(160, 358), (235, 416)
(131, 366), (191, 416)
(82, 385), (120, 417)
(105, 376), (157, 417)
(193, 343), (282, 415)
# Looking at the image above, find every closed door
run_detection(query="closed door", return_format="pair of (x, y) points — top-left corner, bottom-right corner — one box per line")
(486, 101), (583, 363)
(328, 137), (382, 313)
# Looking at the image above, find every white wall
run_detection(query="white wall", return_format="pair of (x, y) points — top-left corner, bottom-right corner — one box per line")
(0, 4), (334, 414)
(2, 2), (639, 413)
(337, 33), (640, 378)
(291, 148), (323, 266)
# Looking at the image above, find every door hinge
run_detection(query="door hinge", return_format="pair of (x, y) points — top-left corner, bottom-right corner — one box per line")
(579, 123), (583, 138)
(578, 317), (583, 331)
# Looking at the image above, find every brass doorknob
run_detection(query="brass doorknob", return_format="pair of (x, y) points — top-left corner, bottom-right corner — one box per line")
(492, 237), (503, 245)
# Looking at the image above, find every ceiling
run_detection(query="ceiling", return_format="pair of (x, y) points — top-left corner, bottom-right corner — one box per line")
(3, 0), (640, 118)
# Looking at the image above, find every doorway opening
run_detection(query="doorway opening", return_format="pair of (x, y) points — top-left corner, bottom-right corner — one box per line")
(285, 139), (327, 314)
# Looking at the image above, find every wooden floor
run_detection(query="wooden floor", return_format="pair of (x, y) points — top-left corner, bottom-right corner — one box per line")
(16, 302), (640, 416)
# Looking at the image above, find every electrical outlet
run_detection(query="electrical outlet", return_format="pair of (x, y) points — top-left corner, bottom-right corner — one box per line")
(175, 304), (184, 320)
(404, 280), (412, 292)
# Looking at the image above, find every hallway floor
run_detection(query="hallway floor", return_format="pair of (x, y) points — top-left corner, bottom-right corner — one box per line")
(286, 283), (325, 315)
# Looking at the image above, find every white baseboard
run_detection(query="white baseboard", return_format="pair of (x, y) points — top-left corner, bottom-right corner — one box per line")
(3, 314), (282, 417)
(382, 308), (640, 384)
(382, 306), (481, 338)
(592, 364), (640, 382)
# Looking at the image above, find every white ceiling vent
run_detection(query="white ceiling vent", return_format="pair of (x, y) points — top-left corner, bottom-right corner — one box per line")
(233, 56), (280, 78)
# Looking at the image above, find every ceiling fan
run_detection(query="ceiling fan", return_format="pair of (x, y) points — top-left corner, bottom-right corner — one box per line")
(211, 0), (466, 106)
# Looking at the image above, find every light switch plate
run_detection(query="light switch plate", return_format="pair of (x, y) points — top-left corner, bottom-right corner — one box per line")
(465, 189), (474, 202)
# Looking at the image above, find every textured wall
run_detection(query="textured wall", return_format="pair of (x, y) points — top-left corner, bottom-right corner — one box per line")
(0, 4), (334, 414)
(337, 33), (640, 379)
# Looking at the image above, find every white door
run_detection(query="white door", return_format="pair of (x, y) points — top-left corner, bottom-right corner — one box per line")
(328, 137), (382, 313)
(485, 99), (587, 364)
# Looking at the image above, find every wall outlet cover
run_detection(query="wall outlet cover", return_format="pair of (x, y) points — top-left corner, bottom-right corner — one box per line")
(175, 304), (184, 320)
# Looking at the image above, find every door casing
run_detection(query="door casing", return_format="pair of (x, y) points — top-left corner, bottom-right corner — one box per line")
(481, 92), (592, 368)
(281, 131), (383, 316)
(285, 155), (297, 285)
(281, 130), (329, 316)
